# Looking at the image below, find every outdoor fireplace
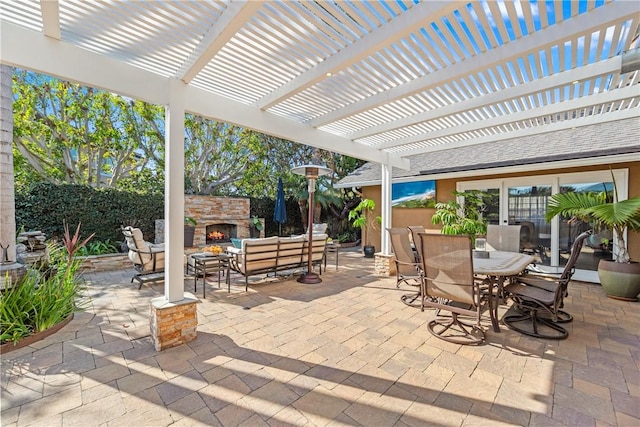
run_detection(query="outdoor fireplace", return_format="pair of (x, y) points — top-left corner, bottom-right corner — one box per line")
(206, 224), (236, 245)
(155, 196), (261, 247)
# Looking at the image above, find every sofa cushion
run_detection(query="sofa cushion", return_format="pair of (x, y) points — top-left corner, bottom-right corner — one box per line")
(277, 236), (305, 267)
(242, 236), (279, 253)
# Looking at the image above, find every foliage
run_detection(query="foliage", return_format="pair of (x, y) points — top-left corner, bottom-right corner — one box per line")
(184, 120), (267, 195)
(76, 239), (119, 256)
(12, 69), (164, 188)
(545, 177), (640, 263)
(431, 190), (488, 243)
(15, 183), (163, 244)
(348, 199), (380, 247)
(185, 217), (197, 227)
(250, 215), (264, 231)
(11, 70), (367, 230)
(337, 229), (360, 243)
(1, 226), (91, 344)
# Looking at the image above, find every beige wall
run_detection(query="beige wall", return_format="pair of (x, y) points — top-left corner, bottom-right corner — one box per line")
(361, 161), (640, 260)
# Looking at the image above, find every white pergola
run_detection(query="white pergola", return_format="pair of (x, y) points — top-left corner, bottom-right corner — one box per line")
(1, 0), (639, 303)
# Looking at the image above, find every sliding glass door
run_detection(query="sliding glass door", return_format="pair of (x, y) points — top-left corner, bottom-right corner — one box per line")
(507, 185), (552, 265)
(458, 169), (628, 282)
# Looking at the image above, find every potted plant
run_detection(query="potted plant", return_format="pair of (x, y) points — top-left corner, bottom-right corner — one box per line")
(250, 215), (264, 238)
(431, 190), (488, 251)
(184, 217), (197, 248)
(348, 198), (380, 258)
(545, 177), (640, 301)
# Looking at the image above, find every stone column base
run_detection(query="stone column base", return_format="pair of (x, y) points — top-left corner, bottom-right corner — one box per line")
(374, 252), (396, 276)
(150, 293), (198, 351)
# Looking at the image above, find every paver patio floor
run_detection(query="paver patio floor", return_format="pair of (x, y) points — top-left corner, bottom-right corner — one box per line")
(2, 249), (639, 426)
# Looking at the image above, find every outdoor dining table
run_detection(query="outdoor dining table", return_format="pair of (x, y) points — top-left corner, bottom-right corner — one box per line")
(473, 251), (534, 332)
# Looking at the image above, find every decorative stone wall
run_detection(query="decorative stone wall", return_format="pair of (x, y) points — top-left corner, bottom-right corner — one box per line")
(374, 252), (396, 276)
(78, 253), (131, 272)
(155, 195), (263, 246)
(150, 293), (198, 351)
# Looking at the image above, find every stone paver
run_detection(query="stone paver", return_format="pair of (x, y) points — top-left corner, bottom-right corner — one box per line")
(1, 248), (639, 426)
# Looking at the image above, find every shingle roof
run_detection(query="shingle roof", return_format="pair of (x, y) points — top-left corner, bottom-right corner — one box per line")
(336, 117), (640, 187)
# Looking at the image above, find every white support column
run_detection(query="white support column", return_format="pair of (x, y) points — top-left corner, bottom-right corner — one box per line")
(164, 79), (186, 303)
(380, 162), (392, 255)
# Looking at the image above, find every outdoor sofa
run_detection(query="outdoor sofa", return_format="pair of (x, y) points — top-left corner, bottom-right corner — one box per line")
(226, 234), (328, 290)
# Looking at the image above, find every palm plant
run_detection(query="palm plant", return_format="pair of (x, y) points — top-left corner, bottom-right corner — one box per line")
(431, 190), (488, 245)
(348, 198), (380, 248)
(545, 189), (640, 263)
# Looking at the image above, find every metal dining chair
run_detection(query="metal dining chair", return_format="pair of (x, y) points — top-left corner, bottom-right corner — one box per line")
(486, 224), (521, 252)
(407, 225), (426, 263)
(503, 230), (592, 339)
(418, 233), (490, 345)
(387, 228), (423, 307)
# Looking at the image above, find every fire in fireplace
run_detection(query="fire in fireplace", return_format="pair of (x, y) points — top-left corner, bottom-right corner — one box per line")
(205, 224), (237, 245)
(208, 230), (225, 241)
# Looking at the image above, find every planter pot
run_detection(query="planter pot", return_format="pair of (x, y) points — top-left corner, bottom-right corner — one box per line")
(363, 245), (375, 258)
(184, 225), (196, 247)
(598, 260), (640, 302)
(0, 313), (74, 354)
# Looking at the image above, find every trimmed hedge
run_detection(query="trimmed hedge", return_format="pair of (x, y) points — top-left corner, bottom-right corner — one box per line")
(15, 183), (163, 244)
(14, 184), (328, 245)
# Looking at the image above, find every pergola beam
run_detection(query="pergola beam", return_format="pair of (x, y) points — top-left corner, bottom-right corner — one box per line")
(0, 22), (409, 169)
(375, 84), (639, 150)
(186, 85), (410, 169)
(349, 57), (622, 142)
(0, 22), (169, 105)
(255, 1), (458, 110)
(399, 108), (640, 156)
(177, 2), (262, 83)
(39, 0), (61, 40)
(310, 1), (637, 128)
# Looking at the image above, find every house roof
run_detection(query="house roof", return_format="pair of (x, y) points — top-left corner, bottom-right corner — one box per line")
(336, 116), (640, 187)
(1, 1), (639, 171)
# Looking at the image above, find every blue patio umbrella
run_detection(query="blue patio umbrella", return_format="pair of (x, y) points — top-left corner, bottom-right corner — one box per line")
(274, 177), (287, 236)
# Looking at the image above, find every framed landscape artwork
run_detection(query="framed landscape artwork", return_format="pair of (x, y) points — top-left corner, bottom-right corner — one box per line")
(392, 180), (437, 208)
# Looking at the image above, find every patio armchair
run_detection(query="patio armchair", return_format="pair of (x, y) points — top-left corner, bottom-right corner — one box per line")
(418, 233), (489, 345)
(503, 229), (592, 338)
(486, 224), (521, 252)
(387, 228), (423, 307)
(122, 226), (165, 289)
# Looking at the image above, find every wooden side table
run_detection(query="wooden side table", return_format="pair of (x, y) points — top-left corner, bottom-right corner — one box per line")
(188, 253), (231, 297)
(324, 242), (341, 271)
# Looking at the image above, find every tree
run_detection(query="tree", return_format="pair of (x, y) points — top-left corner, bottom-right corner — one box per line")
(11, 70), (366, 205)
(12, 70), (163, 189)
(184, 119), (267, 195)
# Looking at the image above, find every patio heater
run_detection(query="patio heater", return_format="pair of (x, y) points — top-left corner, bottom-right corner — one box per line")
(291, 164), (332, 284)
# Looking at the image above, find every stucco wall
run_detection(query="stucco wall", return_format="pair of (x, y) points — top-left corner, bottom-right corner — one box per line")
(361, 161), (640, 260)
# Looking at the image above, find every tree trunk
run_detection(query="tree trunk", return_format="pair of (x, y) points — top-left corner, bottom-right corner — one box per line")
(298, 199), (308, 232)
(0, 65), (16, 261)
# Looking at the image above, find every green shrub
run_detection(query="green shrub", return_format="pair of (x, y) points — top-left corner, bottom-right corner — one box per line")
(0, 225), (91, 345)
(77, 239), (119, 256)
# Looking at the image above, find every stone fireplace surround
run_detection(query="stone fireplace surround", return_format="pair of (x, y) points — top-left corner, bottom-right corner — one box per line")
(155, 195), (263, 247)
